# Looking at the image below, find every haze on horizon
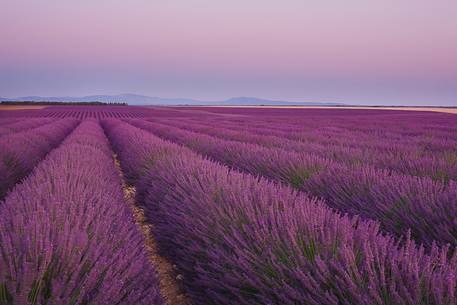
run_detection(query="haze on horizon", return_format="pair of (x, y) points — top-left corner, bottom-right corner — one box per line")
(1, 0), (456, 106)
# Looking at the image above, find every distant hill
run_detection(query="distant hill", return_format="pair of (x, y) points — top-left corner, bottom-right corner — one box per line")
(0, 94), (343, 106)
(1, 101), (127, 106)
(218, 97), (342, 106)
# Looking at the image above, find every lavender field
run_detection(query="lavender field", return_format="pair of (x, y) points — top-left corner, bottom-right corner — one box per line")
(0, 106), (456, 305)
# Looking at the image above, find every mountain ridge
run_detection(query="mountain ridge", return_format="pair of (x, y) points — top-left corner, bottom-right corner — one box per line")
(0, 94), (343, 106)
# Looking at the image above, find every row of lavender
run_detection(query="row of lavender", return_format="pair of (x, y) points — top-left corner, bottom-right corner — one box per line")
(0, 110), (145, 119)
(177, 112), (457, 153)
(125, 119), (457, 249)
(0, 118), (56, 137)
(0, 105), (209, 198)
(0, 118), (21, 126)
(0, 118), (78, 199)
(180, 106), (457, 136)
(151, 116), (457, 181)
(0, 105), (208, 119)
(0, 121), (163, 304)
(103, 119), (457, 305)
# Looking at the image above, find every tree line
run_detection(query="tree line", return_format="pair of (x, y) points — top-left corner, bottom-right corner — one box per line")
(1, 101), (128, 106)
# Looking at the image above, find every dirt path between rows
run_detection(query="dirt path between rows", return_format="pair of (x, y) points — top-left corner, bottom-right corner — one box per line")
(113, 154), (190, 305)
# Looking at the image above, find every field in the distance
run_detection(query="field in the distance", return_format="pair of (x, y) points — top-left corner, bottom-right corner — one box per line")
(200, 105), (457, 114)
(0, 105), (456, 305)
(0, 104), (48, 110)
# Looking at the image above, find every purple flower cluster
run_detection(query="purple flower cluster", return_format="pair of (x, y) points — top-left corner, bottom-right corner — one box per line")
(126, 118), (457, 248)
(151, 117), (457, 181)
(0, 106), (174, 119)
(103, 119), (457, 305)
(0, 118), (78, 199)
(0, 118), (54, 137)
(0, 118), (21, 126)
(0, 120), (163, 304)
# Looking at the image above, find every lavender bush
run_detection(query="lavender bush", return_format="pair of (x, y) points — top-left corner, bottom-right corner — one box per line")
(0, 118), (20, 127)
(0, 120), (163, 304)
(0, 118), (78, 199)
(151, 118), (457, 181)
(0, 106), (163, 119)
(103, 119), (457, 305)
(0, 118), (54, 137)
(126, 118), (457, 248)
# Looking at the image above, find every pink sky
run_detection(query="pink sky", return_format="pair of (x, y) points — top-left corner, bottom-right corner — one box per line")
(1, 0), (456, 105)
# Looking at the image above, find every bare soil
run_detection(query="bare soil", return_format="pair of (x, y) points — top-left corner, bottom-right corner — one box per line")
(113, 154), (190, 305)
(0, 105), (48, 110)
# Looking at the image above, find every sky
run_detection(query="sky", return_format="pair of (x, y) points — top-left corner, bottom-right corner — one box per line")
(1, 0), (456, 106)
